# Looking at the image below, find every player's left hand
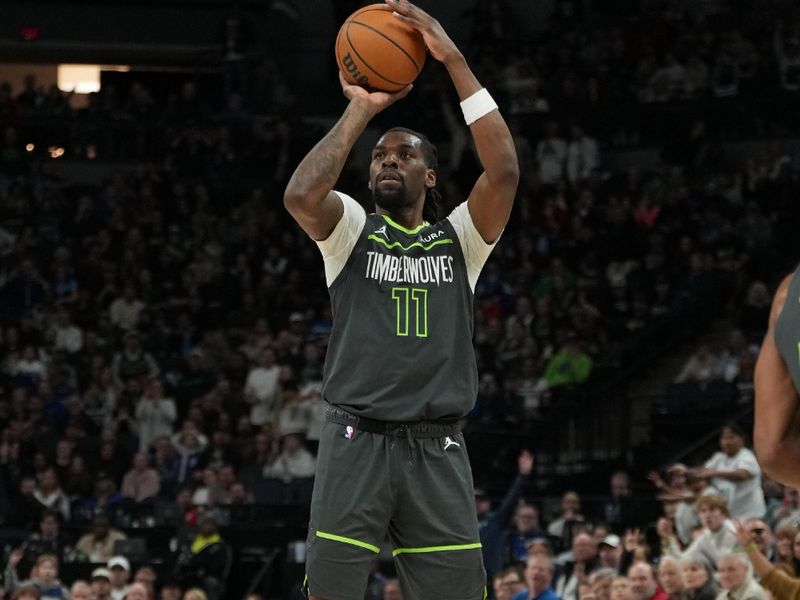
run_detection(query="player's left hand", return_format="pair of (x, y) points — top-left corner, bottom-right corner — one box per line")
(386, 0), (460, 64)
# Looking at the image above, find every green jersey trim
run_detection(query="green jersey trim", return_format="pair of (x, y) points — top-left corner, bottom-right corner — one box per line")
(368, 234), (454, 252)
(316, 531), (380, 553)
(391, 542), (482, 556)
(381, 214), (429, 234)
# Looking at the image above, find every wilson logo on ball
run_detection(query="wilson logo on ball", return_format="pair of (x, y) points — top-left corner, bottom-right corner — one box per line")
(342, 53), (369, 87)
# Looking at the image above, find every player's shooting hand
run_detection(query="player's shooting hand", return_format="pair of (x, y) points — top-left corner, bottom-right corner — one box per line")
(338, 71), (412, 114)
(386, 0), (460, 64)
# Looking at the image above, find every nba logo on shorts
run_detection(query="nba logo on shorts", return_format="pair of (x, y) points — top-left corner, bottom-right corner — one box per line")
(344, 425), (355, 440)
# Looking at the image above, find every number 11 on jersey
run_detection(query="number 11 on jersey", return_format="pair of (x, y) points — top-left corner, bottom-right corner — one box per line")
(392, 287), (428, 338)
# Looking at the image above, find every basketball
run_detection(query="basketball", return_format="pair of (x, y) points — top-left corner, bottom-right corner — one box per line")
(335, 4), (426, 93)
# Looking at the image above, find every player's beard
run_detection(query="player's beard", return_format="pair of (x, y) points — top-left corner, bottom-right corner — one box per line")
(372, 184), (410, 212)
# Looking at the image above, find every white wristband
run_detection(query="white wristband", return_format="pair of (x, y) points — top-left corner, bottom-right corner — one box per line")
(460, 88), (498, 126)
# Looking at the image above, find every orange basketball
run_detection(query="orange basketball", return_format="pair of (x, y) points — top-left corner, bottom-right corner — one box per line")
(335, 4), (426, 93)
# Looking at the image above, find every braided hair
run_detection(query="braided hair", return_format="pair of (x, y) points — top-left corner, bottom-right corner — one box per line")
(383, 127), (442, 224)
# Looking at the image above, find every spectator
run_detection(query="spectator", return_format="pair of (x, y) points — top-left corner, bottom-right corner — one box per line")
(542, 338), (592, 390)
(191, 468), (223, 507)
(262, 433), (315, 483)
(598, 535), (622, 571)
(107, 556), (130, 600)
(6, 477), (44, 530)
(547, 491), (587, 549)
(159, 580), (182, 600)
(276, 383), (312, 437)
(108, 284), (146, 333)
(667, 494), (737, 566)
(151, 436), (180, 496)
(736, 519), (800, 600)
(744, 519), (776, 563)
(495, 565), (527, 600)
(5, 553), (69, 600)
(181, 590), (205, 600)
(512, 553), (558, 600)
(537, 122), (567, 185)
(32, 469), (69, 522)
(680, 554), (719, 600)
(52, 311), (82, 355)
(121, 452), (160, 502)
(170, 421), (208, 484)
(695, 424), (766, 521)
(716, 553), (767, 600)
(174, 351), (216, 416)
(555, 531), (598, 600)
(675, 345), (716, 384)
(771, 488), (800, 530)
(21, 510), (69, 567)
(508, 503), (546, 563)
(604, 471), (644, 531)
(12, 585), (40, 600)
(773, 524), (800, 574)
(176, 513), (231, 600)
(111, 332), (159, 388)
(657, 556), (684, 600)
(590, 568), (617, 600)
(715, 331), (758, 384)
(81, 476), (124, 517)
(90, 568), (112, 600)
(477, 451), (534, 583)
(611, 577), (634, 600)
(10, 346), (47, 389)
(135, 378), (177, 451)
(243, 348), (280, 427)
(671, 468), (718, 546)
(124, 583), (149, 600)
(774, 21), (800, 92)
(565, 125), (599, 186)
(68, 581), (92, 600)
(133, 566), (157, 599)
(628, 563), (667, 600)
(75, 513), (127, 563)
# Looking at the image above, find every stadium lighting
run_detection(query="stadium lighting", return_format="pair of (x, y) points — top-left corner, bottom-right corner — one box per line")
(57, 64), (130, 94)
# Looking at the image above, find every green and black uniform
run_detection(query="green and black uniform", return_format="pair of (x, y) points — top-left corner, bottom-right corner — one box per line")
(776, 264), (800, 390)
(304, 193), (491, 600)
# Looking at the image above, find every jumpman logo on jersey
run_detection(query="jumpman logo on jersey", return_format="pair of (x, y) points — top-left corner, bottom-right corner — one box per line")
(444, 436), (460, 451)
(373, 225), (389, 239)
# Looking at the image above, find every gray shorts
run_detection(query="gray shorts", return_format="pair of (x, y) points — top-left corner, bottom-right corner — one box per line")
(303, 408), (486, 600)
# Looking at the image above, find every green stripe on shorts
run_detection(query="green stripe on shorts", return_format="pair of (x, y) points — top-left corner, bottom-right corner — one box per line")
(392, 542), (482, 556)
(316, 531), (380, 553)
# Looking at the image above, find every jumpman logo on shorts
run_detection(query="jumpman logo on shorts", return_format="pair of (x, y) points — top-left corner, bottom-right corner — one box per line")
(444, 436), (460, 450)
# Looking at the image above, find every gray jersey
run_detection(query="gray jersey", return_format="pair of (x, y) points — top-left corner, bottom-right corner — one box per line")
(775, 265), (800, 392)
(321, 213), (478, 421)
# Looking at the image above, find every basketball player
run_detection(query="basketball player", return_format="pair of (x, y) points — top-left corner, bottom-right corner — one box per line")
(283, 1), (519, 598)
(754, 271), (800, 488)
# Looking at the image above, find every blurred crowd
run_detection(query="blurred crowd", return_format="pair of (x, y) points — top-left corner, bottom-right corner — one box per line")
(485, 424), (800, 600)
(0, 0), (799, 599)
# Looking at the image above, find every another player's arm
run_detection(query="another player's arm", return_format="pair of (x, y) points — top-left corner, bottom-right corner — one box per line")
(390, 0), (519, 243)
(283, 72), (411, 241)
(754, 273), (800, 487)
